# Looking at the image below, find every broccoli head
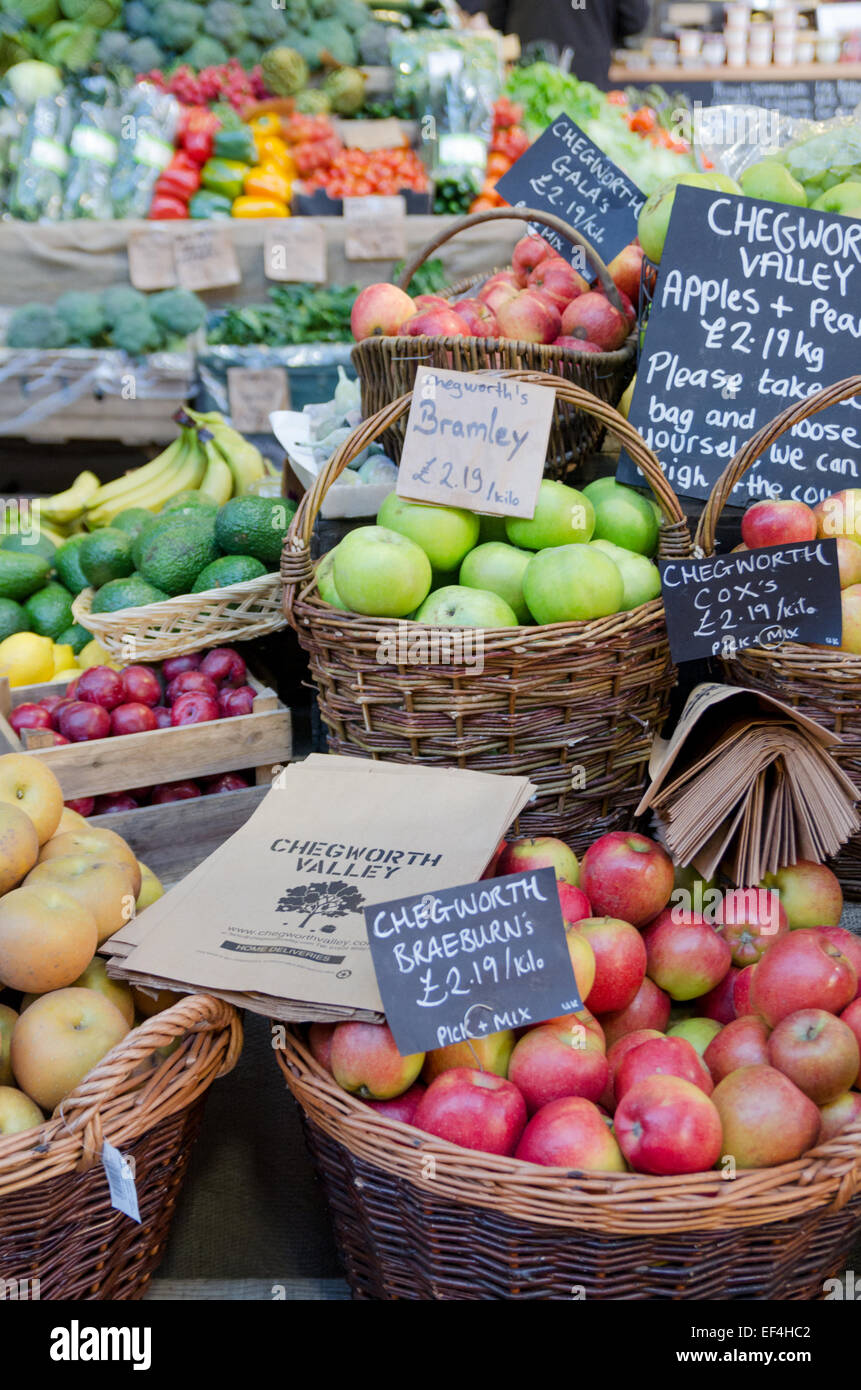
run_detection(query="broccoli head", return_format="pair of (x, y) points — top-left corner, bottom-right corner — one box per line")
(110, 308), (162, 356)
(55, 290), (107, 345)
(309, 19), (356, 67)
(357, 21), (392, 67)
(58, 0), (121, 26)
(287, 32), (321, 70)
(260, 45), (308, 96)
(206, 0), (247, 54)
(147, 288), (206, 338)
(100, 285), (148, 326)
(246, 5), (288, 44)
(332, 0), (370, 29)
(149, 0), (202, 51)
(235, 38), (262, 69)
(6, 304), (69, 350)
(126, 35), (164, 72)
(98, 27), (133, 65)
(282, 0), (312, 26)
(123, 0), (153, 37)
(182, 34), (229, 68)
(309, 0), (337, 17)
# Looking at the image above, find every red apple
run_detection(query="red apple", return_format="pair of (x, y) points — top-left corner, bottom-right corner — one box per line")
(170, 692), (220, 726)
(606, 1028), (667, 1102)
(642, 909), (732, 1001)
(57, 700), (111, 742)
(606, 241), (645, 304)
(166, 670), (218, 703)
(750, 929), (857, 1026)
(537, 1006), (605, 1050)
(767, 1007), (859, 1104)
(515, 1096), (626, 1170)
(508, 1023), (609, 1113)
(599, 976), (671, 1047)
(698, 967), (740, 1024)
(308, 1022), (334, 1071)
(609, 288), (636, 329)
(711, 1064), (821, 1168)
(65, 797), (94, 816)
(413, 1068), (527, 1155)
(496, 836), (580, 885)
(554, 337), (603, 352)
(220, 686), (256, 717)
(199, 647), (246, 687)
(715, 887), (788, 966)
(204, 773), (250, 795)
(704, 1015), (770, 1083)
(581, 832), (673, 927)
(351, 283), (415, 339)
(151, 780), (201, 804)
(480, 837), (506, 880)
(556, 883), (592, 930)
(478, 282), (520, 318)
(365, 1082), (426, 1123)
(578, 916), (647, 1014)
(331, 1021), (424, 1100)
(526, 256), (588, 308)
(496, 289), (562, 345)
(819, 926), (861, 998)
(402, 308), (471, 338)
(818, 1090), (861, 1143)
(511, 233), (556, 279)
(66, 677), (79, 698)
(615, 1034), (713, 1101)
(93, 792), (139, 814)
(38, 695), (65, 714)
(110, 702), (158, 736)
(119, 665), (162, 707)
(561, 292), (629, 350)
(565, 926), (596, 1003)
(452, 298), (499, 336)
(615, 1075), (723, 1175)
(733, 964), (756, 1016)
(839, 996), (861, 1057)
(76, 666), (125, 711)
(422, 1030), (514, 1083)
(162, 654), (200, 681)
(762, 860), (842, 930)
(152, 705), (172, 729)
(741, 499), (817, 549)
(48, 697), (76, 730)
(411, 295), (450, 313)
(9, 704), (53, 734)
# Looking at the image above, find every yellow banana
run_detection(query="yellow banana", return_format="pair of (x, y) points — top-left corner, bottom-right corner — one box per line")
(182, 408), (266, 494)
(84, 434), (187, 511)
(198, 432), (234, 506)
(87, 432), (205, 525)
(40, 470), (101, 526)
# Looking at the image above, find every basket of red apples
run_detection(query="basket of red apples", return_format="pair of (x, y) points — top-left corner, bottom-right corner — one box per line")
(276, 831), (861, 1301)
(697, 375), (861, 896)
(350, 207), (639, 478)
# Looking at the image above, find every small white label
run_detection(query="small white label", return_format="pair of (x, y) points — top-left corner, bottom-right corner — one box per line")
(438, 133), (486, 168)
(102, 1140), (141, 1224)
(30, 137), (69, 176)
(71, 125), (118, 166)
(134, 131), (174, 171)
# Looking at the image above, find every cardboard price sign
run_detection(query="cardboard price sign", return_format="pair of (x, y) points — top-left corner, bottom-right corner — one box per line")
(338, 117), (405, 152)
(495, 113), (645, 274)
(343, 195), (407, 261)
(173, 224), (241, 291)
(617, 186), (861, 504)
(227, 367), (290, 434)
(396, 366), (554, 517)
(365, 866), (581, 1056)
(127, 229), (178, 291)
(264, 220), (327, 284)
(659, 539), (842, 664)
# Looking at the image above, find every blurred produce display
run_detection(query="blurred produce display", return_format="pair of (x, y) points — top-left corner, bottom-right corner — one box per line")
(3, 284), (206, 351)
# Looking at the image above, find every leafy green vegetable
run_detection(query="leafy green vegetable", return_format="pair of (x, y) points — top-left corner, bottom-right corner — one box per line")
(392, 256), (447, 298)
(207, 283), (358, 346)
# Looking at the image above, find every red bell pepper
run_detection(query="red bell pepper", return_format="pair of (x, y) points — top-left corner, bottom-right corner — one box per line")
(148, 190), (190, 219)
(156, 150), (201, 201)
(181, 105), (220, 165)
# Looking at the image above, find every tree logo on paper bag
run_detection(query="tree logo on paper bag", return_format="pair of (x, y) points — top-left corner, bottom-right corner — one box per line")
(276, 881), (366, 933)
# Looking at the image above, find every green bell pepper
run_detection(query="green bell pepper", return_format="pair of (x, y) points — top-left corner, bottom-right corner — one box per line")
(200, 157), (249, 202)
(188, 189), (234, 220)
(213, 127), (258, 164)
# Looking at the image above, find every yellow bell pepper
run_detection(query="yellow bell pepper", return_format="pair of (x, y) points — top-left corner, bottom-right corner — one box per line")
(253, 133), (293, 172)
(244, 164), (292, 202)
(249, 113), (282, 137)
(232, 194), (290, 218)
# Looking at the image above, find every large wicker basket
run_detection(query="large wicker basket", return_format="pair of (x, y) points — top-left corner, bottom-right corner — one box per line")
(351, 208), (637, 481)
(276, 1027), (861, 1300)
(695, 375), (861, 895)
(282, 373), (690, 847)
(72, 571), (285, 661)
(0, 994), (241, 1300)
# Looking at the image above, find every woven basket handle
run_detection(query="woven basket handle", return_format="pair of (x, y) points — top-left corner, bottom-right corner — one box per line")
(396, 206), (627, 315)
(282, 371), (691, 626)
(56, 993), (243, 1170)
(696, 375), (861, 555)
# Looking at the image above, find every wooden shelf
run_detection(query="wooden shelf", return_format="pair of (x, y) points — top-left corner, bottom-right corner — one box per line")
(610, 61), (861, 82)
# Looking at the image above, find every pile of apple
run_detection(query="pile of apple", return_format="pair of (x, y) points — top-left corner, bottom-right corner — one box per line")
(350, 234), (644, 353)
(739, 490), (861, 656)
(65, 772), (253, 820)
(9, 646), (256, 748)
(308, 833), (861, 1176)
(319, 477), (662, 626)
(0, 753), (175, 1141)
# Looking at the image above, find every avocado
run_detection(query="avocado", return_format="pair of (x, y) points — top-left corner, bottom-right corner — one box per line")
(24, 581), (75, 640)
(215, 495), (296, 568)
(56, 621), (93, 654)
(0, 552), (51, 602)
(191, 555), (268, 592)
(0, 597), (31, 641)
(90, 574), (170, 614)
(135, 512), (220, 596)
(79, 528), (135, 588)
(0, 531), (57, 564)
(162, 491), (219, 521)
(113, 507), (156, 541)
(54, 534), (91, 596)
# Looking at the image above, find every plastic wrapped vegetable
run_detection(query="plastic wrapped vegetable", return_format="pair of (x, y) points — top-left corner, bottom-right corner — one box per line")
(774, 117), (861, 203)
(110, 83), (180, 220)
(8, 87), (75, 221)
(61, 96), (119, 219)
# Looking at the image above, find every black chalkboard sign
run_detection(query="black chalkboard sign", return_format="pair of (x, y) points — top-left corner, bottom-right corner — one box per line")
(617, 186), (861, 505)
(494, 113), (645, 274)
(364, 866), (581, 1056)
(659, 538), (843, 664)
(670, 77), (861, 126)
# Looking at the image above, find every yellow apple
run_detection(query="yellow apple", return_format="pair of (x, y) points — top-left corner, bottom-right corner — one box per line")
(0, 1002), (17, 1086)
(0, 1084), (43, 1136)
(136, 861), (164, 912)
(25, 855), (138, 946)
(38, 829), (141, 897)
(11, 987), (130, 1112)
(0, 752), (63, 844)
(0, 883), (98, 993)
(132, 985), (181, 1019)
(69, 956), (135, 1027)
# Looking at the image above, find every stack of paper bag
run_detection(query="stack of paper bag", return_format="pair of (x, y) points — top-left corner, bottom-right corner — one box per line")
(106, 755), (535, 1023)
(637, 684), (860, 885)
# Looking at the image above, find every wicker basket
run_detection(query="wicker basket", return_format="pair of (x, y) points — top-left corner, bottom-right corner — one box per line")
(277, 1028), (861, 1300)
(72, 571), (286, 661)
(0, 994), (241, 1300)
(351, 208), (637, 480)
(282, 373), (690, 847)
(695, 375), (861, 895)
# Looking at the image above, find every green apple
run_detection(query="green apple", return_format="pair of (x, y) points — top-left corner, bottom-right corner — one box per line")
(505, 479), (595, 551)
(459, 542), (532, 624)
(523, 544), (623, 624)
(590, 539), (660, 610)
(667, 1017), (722, 1057)
(740, 159), (807, 207)
(315, 548), (347, 609)
(377, 493), (480, 571)
(811, 180), (861, 217)
(478, 513), (509, 543)
(590, 482), (659, 556)
(414, 584), (518, 628)
(582, 477), (618, 504)
(333, 525), (432, 618)
(638, 171), (743, 263)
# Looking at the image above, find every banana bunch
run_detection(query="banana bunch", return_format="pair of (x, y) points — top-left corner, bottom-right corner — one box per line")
(183, 408), (268, 499)
(38, 470), (101, 528)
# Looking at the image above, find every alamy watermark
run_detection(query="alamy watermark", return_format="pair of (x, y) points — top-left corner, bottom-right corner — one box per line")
(377, 622), (485, 674)
(670, 102), (782, 150)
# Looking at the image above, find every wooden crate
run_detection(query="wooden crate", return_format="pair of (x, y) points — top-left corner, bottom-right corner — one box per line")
(0, 672), (291, 801)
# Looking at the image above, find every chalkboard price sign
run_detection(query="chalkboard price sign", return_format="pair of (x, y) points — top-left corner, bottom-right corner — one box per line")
(494, 113), (645, 273)
(365, 866), (581, 1057)
(659, 538), (843, 664)
(618, 186), (861, 505)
